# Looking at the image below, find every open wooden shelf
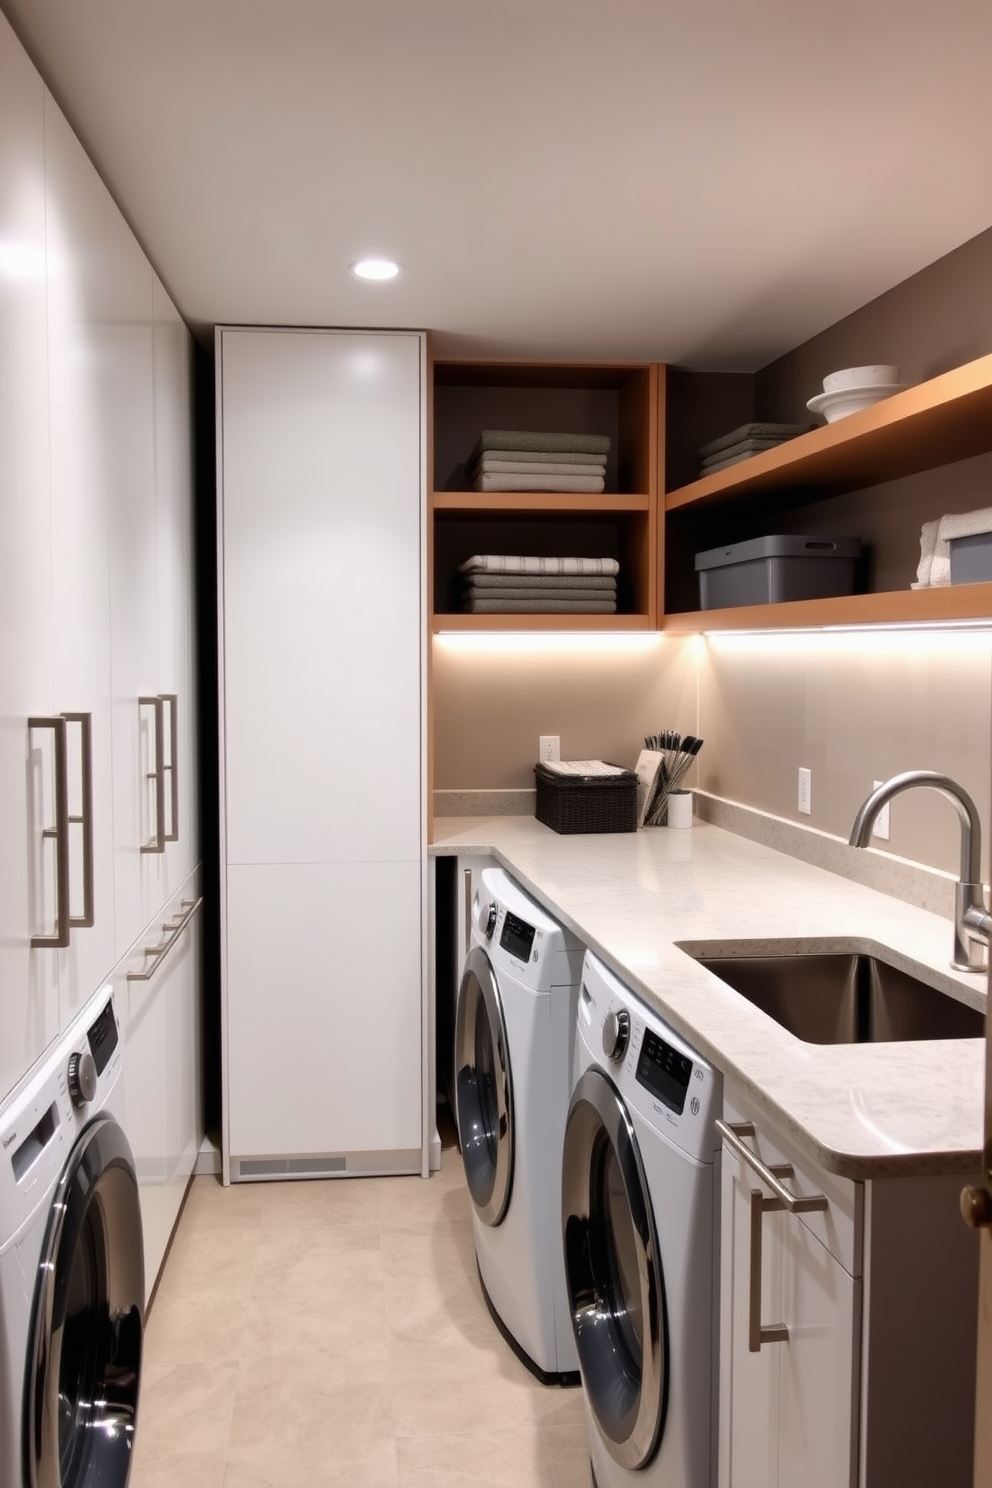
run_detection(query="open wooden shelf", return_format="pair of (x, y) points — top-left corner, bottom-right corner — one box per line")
(432, 610), (655, 633)
(662, 352), (992, 630)
(665, 353), (992, 514)
(662, 581), (992, 633)
(433, 491), (651, 514)
(430, 358), (661, 631)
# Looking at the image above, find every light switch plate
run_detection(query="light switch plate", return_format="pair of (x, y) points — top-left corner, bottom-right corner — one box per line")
(798, 767), (812, 815)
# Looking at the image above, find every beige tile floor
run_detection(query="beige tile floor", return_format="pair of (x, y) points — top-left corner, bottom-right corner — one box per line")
(130, 1115), (592, 1488)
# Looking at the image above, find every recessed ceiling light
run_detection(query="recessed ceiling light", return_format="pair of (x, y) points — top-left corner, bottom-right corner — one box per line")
(349, 257), (402, 281)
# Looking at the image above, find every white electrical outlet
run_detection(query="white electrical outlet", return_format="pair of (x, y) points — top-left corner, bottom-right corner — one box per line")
(539, 735), (560, 764)
(798, 767), (812, 815)
(872, 780), (890, 840)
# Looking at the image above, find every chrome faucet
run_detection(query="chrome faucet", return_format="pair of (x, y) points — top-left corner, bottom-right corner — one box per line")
(849, 771), (992, 973)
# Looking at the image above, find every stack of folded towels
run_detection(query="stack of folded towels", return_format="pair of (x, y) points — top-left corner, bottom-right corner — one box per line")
(913, 505), (992, 588)
(697, 421), (814, 478)
(458, 554), (619, 613)
(468, 430), (610, 492)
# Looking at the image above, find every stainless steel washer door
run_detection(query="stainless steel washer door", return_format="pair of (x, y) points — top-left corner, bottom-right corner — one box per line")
(455, 946), (514, 1227)
(25, 1113), (145, 1488)
(562, 1066), (668, 1471)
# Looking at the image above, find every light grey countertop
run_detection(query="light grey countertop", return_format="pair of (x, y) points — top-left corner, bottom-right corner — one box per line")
(431, 815), (987, 1181)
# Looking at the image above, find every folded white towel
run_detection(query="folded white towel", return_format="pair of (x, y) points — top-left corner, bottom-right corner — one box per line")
(938, 505), (992, 542)
(912, 519), (941, 589)
(913, 506), (992, 588)
(459, 554), (620, 577)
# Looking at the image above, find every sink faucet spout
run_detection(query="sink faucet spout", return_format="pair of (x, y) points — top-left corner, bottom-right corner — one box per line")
(848, 770), (989, 973)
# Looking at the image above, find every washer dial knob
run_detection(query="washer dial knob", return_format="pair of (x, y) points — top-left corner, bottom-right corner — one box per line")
(602, 1009), (630, 1062)
(67, 1050), (98, 1108)
(483, 901), (498, 940)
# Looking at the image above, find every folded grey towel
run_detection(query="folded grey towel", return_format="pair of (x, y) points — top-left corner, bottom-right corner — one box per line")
(462, 597), (618, 614)
(471, 457), (610, 478)
(701, 435), (799, 467)
(698, 422), (814, 460)
(459, 554), (620, 577)
(470, 448), (607, 469)
(470, 429), (611, 462)
(464, 571), (617, 592)
(472, 472), (606, 494)
(699, 448), (778, 476)
(462, 584), (617, 603)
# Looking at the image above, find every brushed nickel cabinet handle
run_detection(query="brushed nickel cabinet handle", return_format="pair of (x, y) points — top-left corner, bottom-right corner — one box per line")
(716, 1118), (829, 1354)
(140, 695), (166, 853)
(463, 868), (473, 950)
(749, 1186), (790, 1352)
(160, 693), (179, 842)
(29, 715), (71, 948)
(62, 712), (94, 928)
(127, 895), (203, 982)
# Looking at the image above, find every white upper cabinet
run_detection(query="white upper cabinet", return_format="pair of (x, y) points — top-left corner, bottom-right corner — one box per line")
(44, 97), (127, 1018)
(0, 15), (59, 1097)
(152, 275), (198, 882)
(220, 329), (423, 867)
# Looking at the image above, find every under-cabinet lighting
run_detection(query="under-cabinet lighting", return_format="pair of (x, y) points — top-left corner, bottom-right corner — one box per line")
(699, 619), (992, 637)
(349, 257), (402, 280)
(434, 631), (665, 657)
(704, 628), (992, 661)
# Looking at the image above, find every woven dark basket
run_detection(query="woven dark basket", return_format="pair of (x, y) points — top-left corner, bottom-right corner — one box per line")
(534, 763), (638, 835)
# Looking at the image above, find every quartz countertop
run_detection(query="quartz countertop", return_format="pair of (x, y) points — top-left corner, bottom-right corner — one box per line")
(431, 815), (986, 1180)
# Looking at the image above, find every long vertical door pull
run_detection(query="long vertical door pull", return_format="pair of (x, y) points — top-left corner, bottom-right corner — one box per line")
(140, 695), (166, 853)
(63, 711), (94, 928)
(29, 716), (71, 948)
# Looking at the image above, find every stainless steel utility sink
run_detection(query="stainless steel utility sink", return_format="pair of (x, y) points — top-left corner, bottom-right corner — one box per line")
(685, 946), (984, 1044)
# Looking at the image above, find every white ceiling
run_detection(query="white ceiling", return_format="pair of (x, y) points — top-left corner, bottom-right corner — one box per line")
(3, 0), (991, 368)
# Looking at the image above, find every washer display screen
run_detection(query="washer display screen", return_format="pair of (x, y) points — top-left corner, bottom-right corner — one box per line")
(500, 910), (535, 962)
(635, 1030), (693, 1114)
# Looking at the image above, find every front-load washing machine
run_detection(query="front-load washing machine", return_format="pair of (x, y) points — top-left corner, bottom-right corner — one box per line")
(0, 985), (144, 1488)
(562, 951), (722, 1487)
(454, 866), (584, 1383)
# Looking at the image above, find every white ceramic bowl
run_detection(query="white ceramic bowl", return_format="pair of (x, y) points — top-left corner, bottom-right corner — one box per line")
(806, 384), (906, 423)
(822, 364), (900, 394)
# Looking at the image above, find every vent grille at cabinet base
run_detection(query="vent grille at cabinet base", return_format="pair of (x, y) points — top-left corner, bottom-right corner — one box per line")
(231, 1147), (422, 1182)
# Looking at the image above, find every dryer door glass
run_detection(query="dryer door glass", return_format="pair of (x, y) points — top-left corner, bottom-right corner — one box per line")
(561, 1066), (667, 1471)
(25, 1114), (145, 1488)
(455, 945), (514, 1226)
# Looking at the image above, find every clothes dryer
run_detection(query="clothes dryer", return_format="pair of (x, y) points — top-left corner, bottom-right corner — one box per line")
(454, 867), (584, 1382)
(562, 951), (722, 1487)
(0, 985), (144, 1488)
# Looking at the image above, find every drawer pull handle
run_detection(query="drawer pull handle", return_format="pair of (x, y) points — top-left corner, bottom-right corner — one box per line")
(464, 868), (473, 948)
(716, 1118), (828, 1354)
(127, 896), (202, 982)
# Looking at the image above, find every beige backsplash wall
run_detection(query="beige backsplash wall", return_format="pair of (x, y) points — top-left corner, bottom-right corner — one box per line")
(433, 629), (992, 882)
(432, 634), (697, 789)
(695, 629), (992, 881)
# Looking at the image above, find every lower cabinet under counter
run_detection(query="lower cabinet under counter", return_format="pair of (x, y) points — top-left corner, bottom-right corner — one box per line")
(113, 869), (203, 1299)
(718, 1084), (978, 1488)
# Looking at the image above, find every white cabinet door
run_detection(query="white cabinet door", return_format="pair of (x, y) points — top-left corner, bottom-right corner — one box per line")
(44, 98), (122, 1021)
(0, 15), (60, 1097)
(152, 275), (197, 883)
(719, 1133), (860, 1488)
(115, 873), (203, 1296)
(220, 328), (423, 868)
(226, 861), (423, 1170)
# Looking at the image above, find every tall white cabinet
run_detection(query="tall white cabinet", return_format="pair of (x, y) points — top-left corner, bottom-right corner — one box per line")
(216, 327), (427, 1182)
(0, 12), (202, 1295)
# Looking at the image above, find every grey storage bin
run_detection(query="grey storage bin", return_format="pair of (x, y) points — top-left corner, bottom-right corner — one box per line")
(695, 534), (862, 609)
(948, 532), (992, 585)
